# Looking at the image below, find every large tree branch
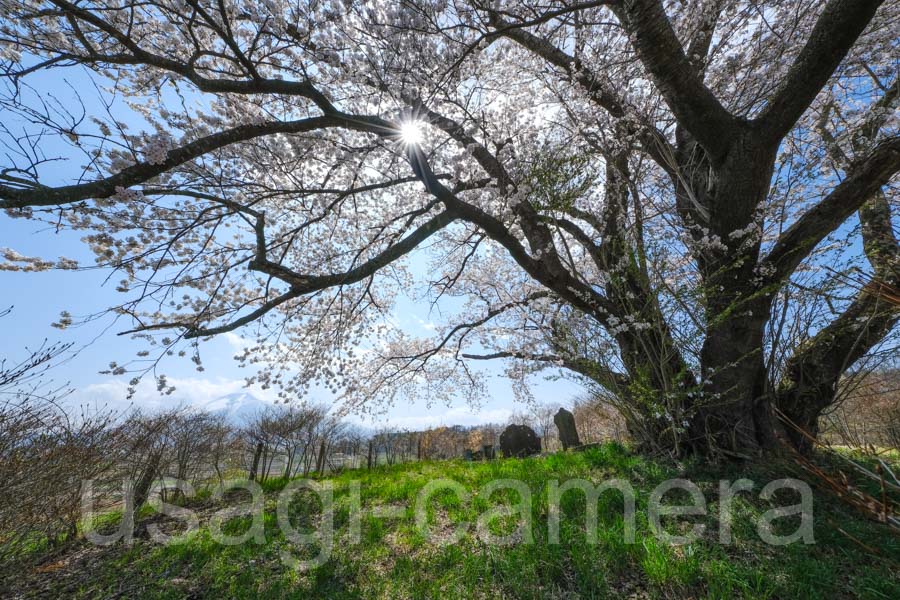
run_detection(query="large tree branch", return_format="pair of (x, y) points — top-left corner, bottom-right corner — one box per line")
(755, 0), (886, 144)
(395, 291), (549, 362)
(486, 11), (624, 118)
(854, 75), (900, 148)
(25, 0), (335, 111)
(407, 146), (617, 322)
(613, 0), (738, 160)
(486, 10), (677, 176)
(763, 136), (900, 284)
(129, 208), (458, 338)
(249, 210), (456, 292)
(462, 350), (630, 390)
(776, 190), (900, 433)
(550, 216), (606, 272)
(771, 53), (899, 443)
(0, 113), (397, 209)
(413, 106), (563, 266)
(684, 0), (725, 75)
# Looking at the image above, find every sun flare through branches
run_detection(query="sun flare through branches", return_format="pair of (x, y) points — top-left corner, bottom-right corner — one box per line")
(398, 120), (425, 146)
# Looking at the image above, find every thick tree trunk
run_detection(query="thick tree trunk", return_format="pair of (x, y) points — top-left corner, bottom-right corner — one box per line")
(696, 315), (769, 455)
(693, 310), (795, 457)
(669, 134), (783, 457)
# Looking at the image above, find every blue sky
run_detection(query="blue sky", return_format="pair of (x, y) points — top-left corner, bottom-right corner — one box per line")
(0, 66), (584, 428)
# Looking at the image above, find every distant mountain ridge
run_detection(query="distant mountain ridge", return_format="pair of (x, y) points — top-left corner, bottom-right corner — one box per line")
(197, 391), (271, 425)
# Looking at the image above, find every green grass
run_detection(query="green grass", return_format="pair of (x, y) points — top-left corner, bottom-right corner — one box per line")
(12, 443), (900, 599)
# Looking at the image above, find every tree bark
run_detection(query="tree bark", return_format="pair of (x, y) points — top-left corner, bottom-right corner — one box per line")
(315, 440), (327, 475)
(249, 441), (263, 482)
(131, 449), (162, 538)
(776, 191), (900, 451)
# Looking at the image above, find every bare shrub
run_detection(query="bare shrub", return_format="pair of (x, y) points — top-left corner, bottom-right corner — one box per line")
(0, 314), (117, 562)
(821, 368), (900, 453)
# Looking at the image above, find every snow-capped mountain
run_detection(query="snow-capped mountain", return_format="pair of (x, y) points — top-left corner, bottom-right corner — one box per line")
(198, 392), (272, 425)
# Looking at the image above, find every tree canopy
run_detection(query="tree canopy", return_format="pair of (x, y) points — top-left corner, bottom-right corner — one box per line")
(1, 0), (898, 457)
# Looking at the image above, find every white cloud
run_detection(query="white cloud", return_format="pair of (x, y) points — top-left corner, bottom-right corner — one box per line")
(414, 316), (436, 331)
(68, 378), (518, 431)
(223, 332), (251, 352)
(68, 375), (278, 415)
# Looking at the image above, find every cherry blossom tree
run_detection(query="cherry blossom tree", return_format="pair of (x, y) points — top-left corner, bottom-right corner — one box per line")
(1, 0), (898, 457)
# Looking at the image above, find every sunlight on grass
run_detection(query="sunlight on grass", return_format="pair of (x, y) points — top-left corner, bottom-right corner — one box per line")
(18, 444), (900, 599)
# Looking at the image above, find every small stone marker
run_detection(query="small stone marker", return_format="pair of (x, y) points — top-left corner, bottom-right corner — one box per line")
(482, 444), (495, 460)
(554, 407), (581, 450)
(499, 424), (542, 457)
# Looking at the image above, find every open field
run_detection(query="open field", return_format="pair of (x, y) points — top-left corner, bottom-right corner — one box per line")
(6, 444), (898, 599)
